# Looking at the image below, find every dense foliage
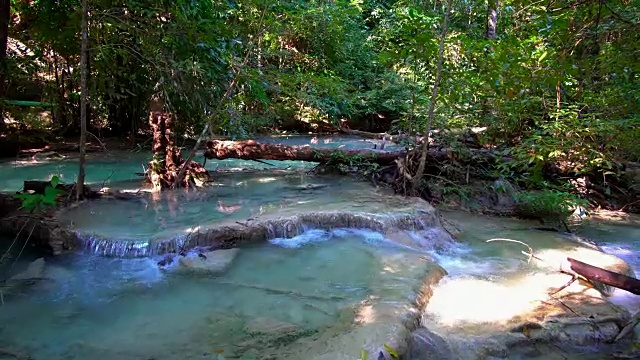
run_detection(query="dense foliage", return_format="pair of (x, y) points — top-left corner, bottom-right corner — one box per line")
(0, 0), (638, 202)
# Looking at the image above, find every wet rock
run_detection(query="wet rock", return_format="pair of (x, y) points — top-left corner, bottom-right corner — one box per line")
(439, 216), (462, 237)
(409, 328), (455, 360)
(49, 227), (79, 255)
(424, 270), (631, 359)
(3, 258), (48, 297)
(491, 179), (517, 209)
(289, 184), (328, 191)
(162, 204), (441, 255)
(0, 346), (32, 360)
(156, 254), (176, 267)
(177, 248), (239, 274)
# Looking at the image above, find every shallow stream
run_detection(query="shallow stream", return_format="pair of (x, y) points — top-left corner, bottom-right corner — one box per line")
(0, 136), (638, 359)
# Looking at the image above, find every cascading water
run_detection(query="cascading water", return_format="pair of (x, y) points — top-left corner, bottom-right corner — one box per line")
(79, 234), (152, 257)
(2, 142), (637, 359)
(0, 227), (440, 360)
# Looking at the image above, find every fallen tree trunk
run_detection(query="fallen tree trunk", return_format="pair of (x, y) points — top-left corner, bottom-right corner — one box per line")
(565, 257), (640, 295)
(204, 139), (408, 165)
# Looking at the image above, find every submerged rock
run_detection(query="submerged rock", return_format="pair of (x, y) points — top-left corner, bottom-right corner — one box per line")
(9, 258), (45, 282)
(3, 258), (48, 297)
(176, 248), (239, 274)
(277, 263), (447, 360)
(289, 183), (328, 191)
(409, 328), (455, 360)
(245, 317), (299, 335)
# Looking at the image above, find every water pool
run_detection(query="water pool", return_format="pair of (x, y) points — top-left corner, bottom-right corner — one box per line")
(0, 228), (433, 360)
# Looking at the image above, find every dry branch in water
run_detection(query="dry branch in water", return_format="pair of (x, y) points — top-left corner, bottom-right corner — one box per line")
(485, 237), (640, 295)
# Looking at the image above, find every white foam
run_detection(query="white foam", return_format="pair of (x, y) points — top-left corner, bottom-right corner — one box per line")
(268, 229), (332, 248)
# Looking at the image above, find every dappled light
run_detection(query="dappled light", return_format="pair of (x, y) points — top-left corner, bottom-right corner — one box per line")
(426, 273), (606, 326)
(0, 0), (638, 359)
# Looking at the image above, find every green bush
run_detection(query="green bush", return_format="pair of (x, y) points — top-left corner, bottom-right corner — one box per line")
(14, 175), (66, 212)
(514, 190), (588, 222)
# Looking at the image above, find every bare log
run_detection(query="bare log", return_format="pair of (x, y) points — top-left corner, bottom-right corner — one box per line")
(564, 257), (640, 295)
(204, 139), (407, 165)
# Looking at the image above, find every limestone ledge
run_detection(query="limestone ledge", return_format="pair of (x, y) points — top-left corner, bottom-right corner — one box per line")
(151, 200), (441, 255)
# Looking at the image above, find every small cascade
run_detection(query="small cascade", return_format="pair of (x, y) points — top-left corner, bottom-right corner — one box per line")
(78, 232), (193, 257)
(79, 234), (152, 257)
(263, 220), (309, 240)
(76, 210), (445, 258)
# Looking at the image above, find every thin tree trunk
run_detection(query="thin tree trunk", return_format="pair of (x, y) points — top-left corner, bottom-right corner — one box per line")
(76, 0), (88, 201)
(486, 0), (498, 40)
(0, 0), (10, 129)
(411, 0), (452, 195)
(0, 0), (9, 84)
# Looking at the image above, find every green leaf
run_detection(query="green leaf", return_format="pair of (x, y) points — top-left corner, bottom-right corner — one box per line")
(43, 186), (62, 205)
(383, 344), (398, 358)
(50, 175), (59, 188)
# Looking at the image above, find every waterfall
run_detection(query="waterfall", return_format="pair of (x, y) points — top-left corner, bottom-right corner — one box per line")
(79, 234), (151, 257)
(74, 210), (444, 258)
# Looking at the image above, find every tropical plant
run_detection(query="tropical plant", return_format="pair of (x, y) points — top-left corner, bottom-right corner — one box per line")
(14, 175), (66, 212)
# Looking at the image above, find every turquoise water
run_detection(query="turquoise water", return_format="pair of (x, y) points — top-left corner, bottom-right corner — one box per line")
(0, 229), (431, 360)
(0, 151), (314, 192)
(0, 135), (638, 359)
(58, 172), (349, 240)
(0, 135), (393, 192)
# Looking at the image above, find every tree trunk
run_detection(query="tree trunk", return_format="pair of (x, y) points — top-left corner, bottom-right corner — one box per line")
(486, 0), (498, 40)
(148, 86), (176, 191)
(0, 0), (8, 84)
(147, 83), (209, 191)
(0, 0), (9, 130)
(411, 0), (452, 195)
(203, 139), (506, 167)
(75, 0), (88, 201)
(565, 257), (640, 295)
(204, 140), (407, 165)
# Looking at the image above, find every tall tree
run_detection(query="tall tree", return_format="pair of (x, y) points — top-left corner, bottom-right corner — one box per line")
(486, 0), (498, 40)
(411, 0), (452, 195)
(76, 0), (88, 200)
(0, 0), (8, 128)
(0, 0), (8, 75)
